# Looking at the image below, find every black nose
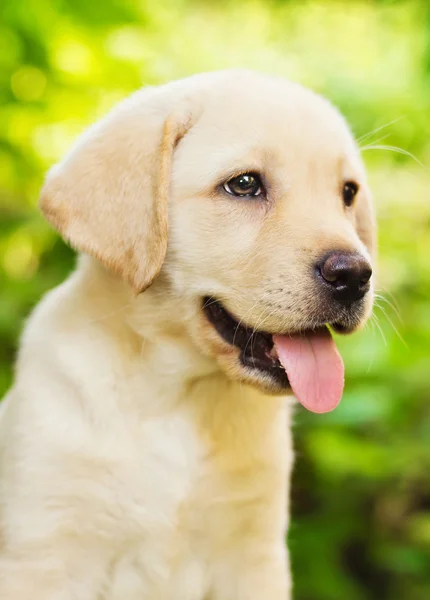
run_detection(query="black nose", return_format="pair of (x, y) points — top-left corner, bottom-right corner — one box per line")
(316, 252), (372, 305)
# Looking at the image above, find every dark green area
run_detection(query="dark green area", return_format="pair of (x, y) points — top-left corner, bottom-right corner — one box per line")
(0, 0), (429, 598)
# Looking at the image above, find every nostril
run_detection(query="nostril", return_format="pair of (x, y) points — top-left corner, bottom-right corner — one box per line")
(319, 263), (338, 284)
(359, 266), (372, 286)
(319, 254), (350, 288)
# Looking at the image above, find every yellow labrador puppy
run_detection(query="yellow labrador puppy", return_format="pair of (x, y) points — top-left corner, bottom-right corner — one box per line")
(0, 70), (375, 599)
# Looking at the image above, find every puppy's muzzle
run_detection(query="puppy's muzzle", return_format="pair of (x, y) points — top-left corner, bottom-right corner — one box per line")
(316, 251), (372, 306)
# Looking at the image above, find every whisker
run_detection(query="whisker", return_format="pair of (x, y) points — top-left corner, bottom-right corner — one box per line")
(232, 297), (262, 347)
(87, 302), (131, 324)
(375, 304), (408, 349)
(363, 318), (377, 374)
(202, 296), (218, 310)
(243, 306), (269, 359)
(360, 144), (424, 166)
(374, 293), (403, 323)
(370, 312), (387, 347)
(356, 116), (405, 144)
(376, 286), (402, 314)
(358, 133), (390, 149)
(248, 306), (278, 367)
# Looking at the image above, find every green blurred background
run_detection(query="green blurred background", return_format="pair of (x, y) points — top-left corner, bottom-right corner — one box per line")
(1, 0), (429, 598)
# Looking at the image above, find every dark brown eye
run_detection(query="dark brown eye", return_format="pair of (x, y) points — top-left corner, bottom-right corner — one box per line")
(223, 173), (263, 197)
(343, 181), (359, 207)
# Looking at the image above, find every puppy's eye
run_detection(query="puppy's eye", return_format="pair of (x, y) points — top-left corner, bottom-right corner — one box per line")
(223, 173), (263, 197)
(343, 181), (359, 207)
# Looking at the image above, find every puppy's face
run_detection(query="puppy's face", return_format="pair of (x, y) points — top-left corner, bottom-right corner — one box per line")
(40, 71), (375, 408)
(164, 76), (375, 399)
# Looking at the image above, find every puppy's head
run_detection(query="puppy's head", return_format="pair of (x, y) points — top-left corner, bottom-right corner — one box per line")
(40, 70), (376, 412)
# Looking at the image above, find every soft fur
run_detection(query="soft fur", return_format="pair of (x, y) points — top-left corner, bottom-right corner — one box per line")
(0, 70), (375, 599)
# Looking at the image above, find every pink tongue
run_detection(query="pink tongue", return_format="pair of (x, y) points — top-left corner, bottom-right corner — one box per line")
(273, 329), (344, 414)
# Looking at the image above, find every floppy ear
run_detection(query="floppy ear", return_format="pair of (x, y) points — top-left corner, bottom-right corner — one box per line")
(40, 90), (197, 293)
(355, 187), (377, 260)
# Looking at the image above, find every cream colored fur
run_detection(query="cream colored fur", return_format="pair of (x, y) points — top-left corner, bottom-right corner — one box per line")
(0, 70), (375, 599)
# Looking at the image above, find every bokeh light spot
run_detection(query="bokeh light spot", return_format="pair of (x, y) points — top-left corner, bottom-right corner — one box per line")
(2, 232), (39, 280)
(11, 66), (47, 102)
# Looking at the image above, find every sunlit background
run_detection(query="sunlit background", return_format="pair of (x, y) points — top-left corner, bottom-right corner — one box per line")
(1, 0), (429, 598)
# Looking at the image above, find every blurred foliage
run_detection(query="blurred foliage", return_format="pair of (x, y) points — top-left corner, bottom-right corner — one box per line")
(0, 0), (429, 598)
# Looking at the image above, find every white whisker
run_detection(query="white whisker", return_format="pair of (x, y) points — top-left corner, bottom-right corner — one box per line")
(87, 303), (131, 324)
(232, 297), (262, 347)
(375, 304), (408, 349)
(360, 144), (424, 166)
(358, 133), (390, 149)
(374, 293), (403, 323)
(370, 312), (387, 347)
(202, 296), (218, 310)
(376, 286), (402, 314)
(356, 116), (405, 144)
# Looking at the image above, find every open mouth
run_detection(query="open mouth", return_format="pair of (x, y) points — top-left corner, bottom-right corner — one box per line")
(202, 297), (346, 414)
(203, 297), (290, 388)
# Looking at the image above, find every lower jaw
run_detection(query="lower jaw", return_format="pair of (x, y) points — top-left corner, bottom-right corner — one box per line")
(239, 351), (290, 389)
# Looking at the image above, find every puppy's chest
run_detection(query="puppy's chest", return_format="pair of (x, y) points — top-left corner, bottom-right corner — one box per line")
(117, 411), (204, 532)
(105, 407), (274, 599)
(105, 411), (213, 595)
(100, 413), (205, 600)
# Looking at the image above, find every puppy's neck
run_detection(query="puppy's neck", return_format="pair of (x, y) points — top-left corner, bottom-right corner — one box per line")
(73, 256), (223, 409)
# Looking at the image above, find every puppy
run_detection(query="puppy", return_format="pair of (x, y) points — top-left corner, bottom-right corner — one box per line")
(0, 70), (375, 599)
